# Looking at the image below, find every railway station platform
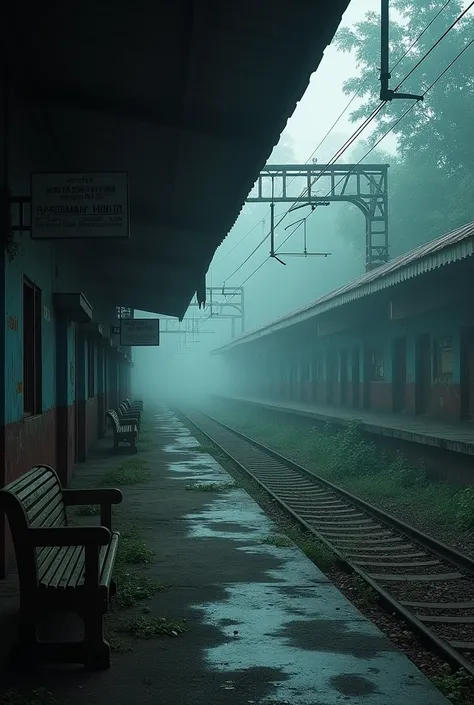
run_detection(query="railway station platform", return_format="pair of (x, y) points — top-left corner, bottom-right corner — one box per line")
(215, 394), (474, 457)
(0, 408), (450, 704)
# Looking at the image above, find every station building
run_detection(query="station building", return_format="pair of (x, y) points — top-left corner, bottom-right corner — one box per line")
(214, 222), (474, 424)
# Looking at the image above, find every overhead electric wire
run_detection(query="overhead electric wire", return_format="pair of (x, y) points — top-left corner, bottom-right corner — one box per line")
(218, 2), (471, 288)
(232, 33), (474, 289)
(211, 3), (454, 275)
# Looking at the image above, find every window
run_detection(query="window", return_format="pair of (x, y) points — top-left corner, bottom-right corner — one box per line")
(433, 336), (453, 383)
(88, 339), (95, 399)
(23, 277), (42, 416)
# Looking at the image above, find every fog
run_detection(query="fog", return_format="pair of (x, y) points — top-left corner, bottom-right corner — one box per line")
(131, 0), (474, 405)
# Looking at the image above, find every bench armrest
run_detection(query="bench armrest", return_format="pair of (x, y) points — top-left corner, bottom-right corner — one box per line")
(63, 488), (122, 530)
(63, 488), (123, 506)
(28, 526), (111, 546)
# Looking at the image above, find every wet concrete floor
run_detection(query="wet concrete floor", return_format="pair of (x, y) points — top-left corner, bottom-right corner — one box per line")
(0, 408), (450, 704)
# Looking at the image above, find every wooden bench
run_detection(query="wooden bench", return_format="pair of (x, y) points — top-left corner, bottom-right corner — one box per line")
(117, 402), (141, 431)
(0, 465), (122, 669)
(124, 397), (143, 412)
(107, 409), (138, 452)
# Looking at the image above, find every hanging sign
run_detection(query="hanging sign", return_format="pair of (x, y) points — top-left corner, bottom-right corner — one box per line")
(120, 319), (160, 346)
(30, 171), (129, 239)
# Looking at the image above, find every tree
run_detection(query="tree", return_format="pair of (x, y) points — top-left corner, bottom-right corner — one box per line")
(333, 0), (474, 255)
(335, 1), (474, 171)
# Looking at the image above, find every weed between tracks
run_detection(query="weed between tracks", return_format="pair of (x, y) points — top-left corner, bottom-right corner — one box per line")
(209, 405), (474, 534)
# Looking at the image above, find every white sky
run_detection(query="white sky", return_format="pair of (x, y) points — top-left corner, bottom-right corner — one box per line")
(284, 0), (380, 160)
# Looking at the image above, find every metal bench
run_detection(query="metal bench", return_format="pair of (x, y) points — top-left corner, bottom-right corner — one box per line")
(0, 465), (122, 669)
(107, 409), (138, 452)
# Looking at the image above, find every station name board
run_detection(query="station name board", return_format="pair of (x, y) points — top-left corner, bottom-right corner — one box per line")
(31, 172), (129, 239)
(120, 319), (160, 347)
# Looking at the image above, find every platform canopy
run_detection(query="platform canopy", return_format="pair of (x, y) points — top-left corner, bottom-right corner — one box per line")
(9, 0), (349, 318)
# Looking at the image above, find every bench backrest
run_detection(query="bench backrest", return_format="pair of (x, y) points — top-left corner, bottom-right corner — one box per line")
(123, 399), (131, 410)
(107, 409), (120, 430)
(0, 465), (66, 588)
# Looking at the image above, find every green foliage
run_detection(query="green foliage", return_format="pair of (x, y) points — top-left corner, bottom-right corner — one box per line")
(118, 615), (187, 639)
(263, 534), (294, 548)
(117, 528), (155, 565)
(333, 0), (474, 254)
(99, 459), (151, 486)
(212, 405), (474, 533)
(112, 528), (161, 610)
(432, 666), (474, 705)
(185, 481), (237, 492)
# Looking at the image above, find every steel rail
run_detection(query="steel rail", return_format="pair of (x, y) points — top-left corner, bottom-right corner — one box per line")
(179, 405), (474, 676)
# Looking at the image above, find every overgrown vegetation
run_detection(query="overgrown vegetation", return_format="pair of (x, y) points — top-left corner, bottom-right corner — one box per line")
(100, 458), (152, 486)
(432, 666), (474, 705)
(118, 528), (155, 565)
(263, 533), (294, 548)
(185, 481), (238, 492)
(111, 528), (161, 610)
(117, 615), (187, 639)
(214, 407), (474, 531)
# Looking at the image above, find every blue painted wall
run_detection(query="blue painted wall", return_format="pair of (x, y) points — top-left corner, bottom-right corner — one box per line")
(4, 242), (56, 424)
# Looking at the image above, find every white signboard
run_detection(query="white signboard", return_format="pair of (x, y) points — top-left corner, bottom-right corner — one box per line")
(120, 319), (160, 346)
(31, 172), (129, 239)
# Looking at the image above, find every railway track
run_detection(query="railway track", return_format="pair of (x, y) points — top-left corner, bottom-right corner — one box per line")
(180, 406), (474, 676)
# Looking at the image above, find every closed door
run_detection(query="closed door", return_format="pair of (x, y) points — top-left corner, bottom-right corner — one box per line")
(74, 331), (79, 462)
(363, 348), (371, 409)
(326, 353), (336, 404)
(416, 334), (431, 415)
(461, 330), (474, 420)
(392, 337), (406, 412)
(340, 350), (348, 404)
(352, 346), (360, 408)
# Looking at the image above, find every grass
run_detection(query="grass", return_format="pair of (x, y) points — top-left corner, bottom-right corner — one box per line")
(110, 527), (161, 610)
(117, 615), (187, 639)
(117, 528), (155, 565)
(99, 458), (151, 486)
(432, 666), (474, 705)
(185, 481), (238, 492)
(211, 406), (474, 532)
(263, 533), (294, 548)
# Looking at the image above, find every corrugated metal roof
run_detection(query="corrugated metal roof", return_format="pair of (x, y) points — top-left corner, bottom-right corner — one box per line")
(214, 220), (474, 353)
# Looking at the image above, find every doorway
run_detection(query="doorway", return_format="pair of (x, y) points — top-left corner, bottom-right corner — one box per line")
(392, 337), (406, 412)
(74, 329), (80, 463)
(415, 334), (431, 415)
(340, 349), (348, 405)
(352, 346), (360, 408)
(461, 329), (474, 420)
(326, 352), (336, 404)
(363, 348), (371, 409)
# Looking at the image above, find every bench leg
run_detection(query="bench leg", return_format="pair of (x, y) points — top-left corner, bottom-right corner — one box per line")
(9, 616), (38, 669)
(83, 609), (110, 670)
